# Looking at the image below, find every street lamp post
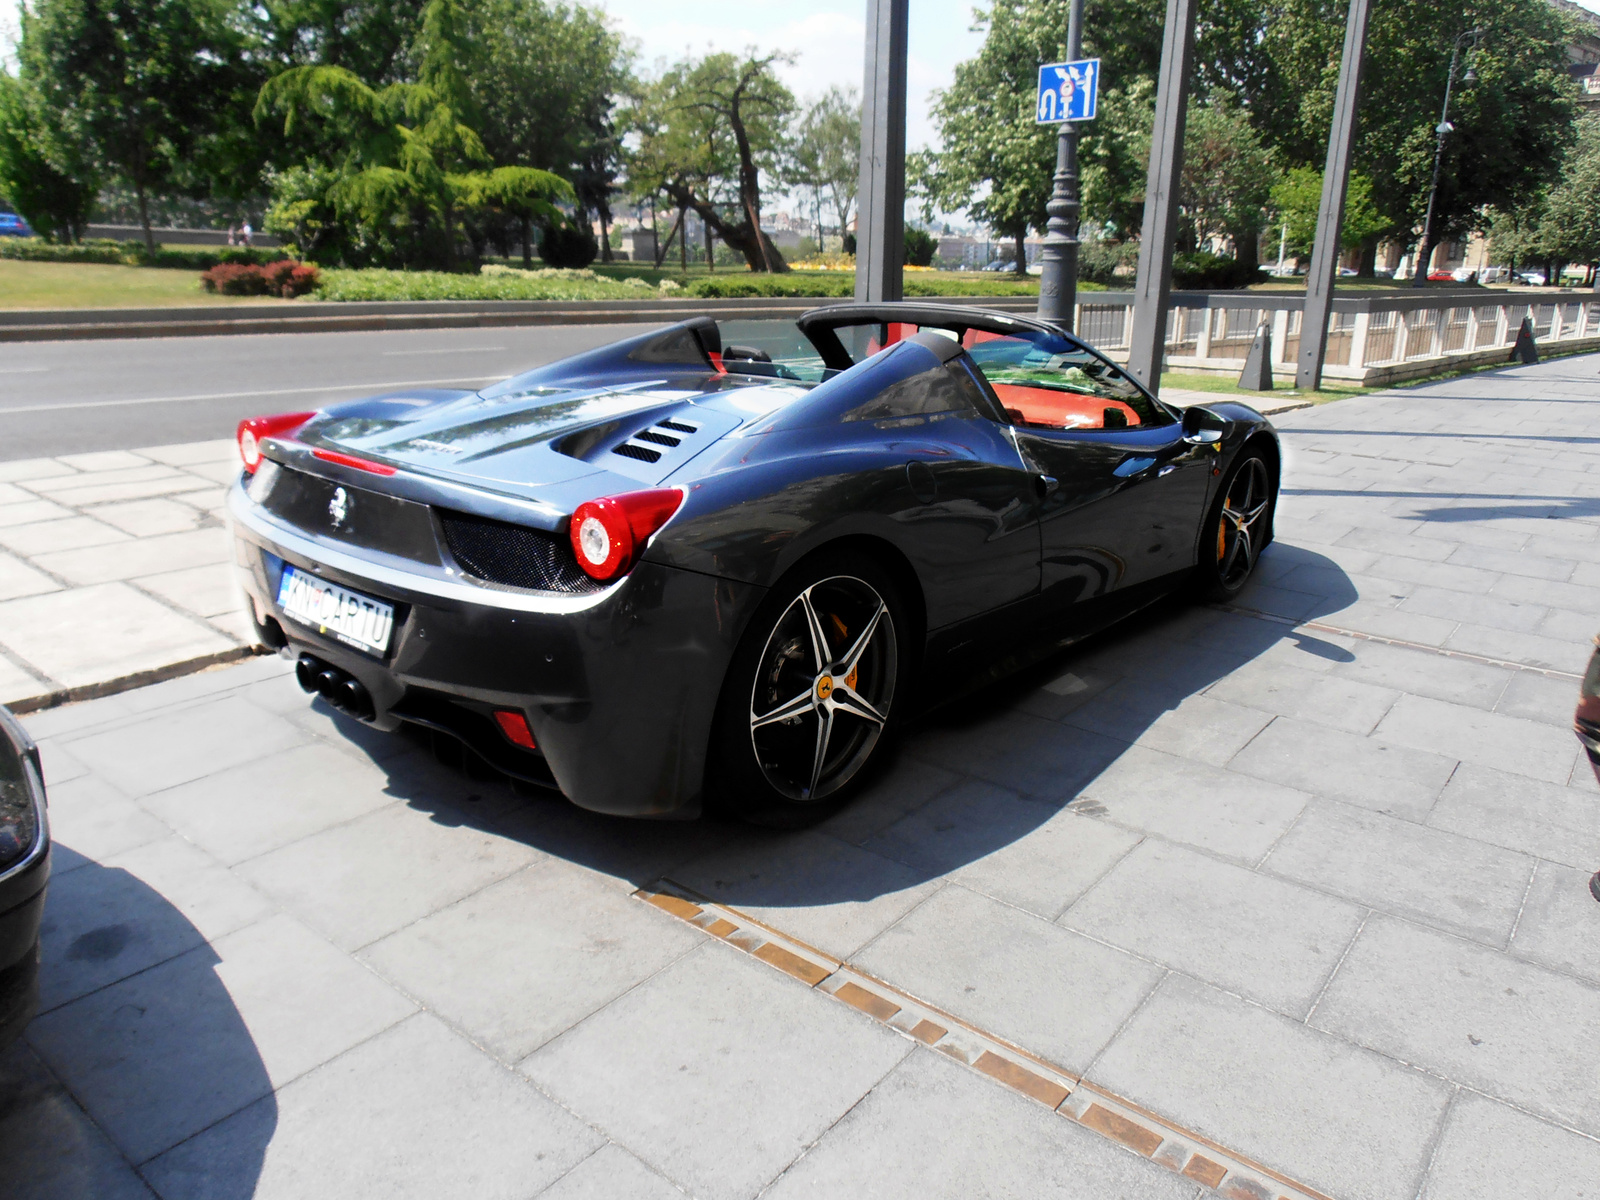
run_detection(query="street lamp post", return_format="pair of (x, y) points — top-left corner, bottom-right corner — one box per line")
(1035, 0), (1086, 329)
(1412, 27), (1481, 289)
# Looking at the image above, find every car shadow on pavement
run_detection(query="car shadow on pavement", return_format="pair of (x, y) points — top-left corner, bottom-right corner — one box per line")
(1, 854), (276, 1198)
(351, 541), (1358, 923)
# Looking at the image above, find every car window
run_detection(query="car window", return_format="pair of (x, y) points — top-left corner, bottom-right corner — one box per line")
(840, 348), (987, 424)
(962, 329), (1170, 431)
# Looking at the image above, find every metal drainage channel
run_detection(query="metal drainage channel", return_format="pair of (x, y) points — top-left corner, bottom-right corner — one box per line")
(635, 881), (1334, 1200)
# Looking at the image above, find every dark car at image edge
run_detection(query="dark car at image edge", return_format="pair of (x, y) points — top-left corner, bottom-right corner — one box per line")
(0, 704), (50, 1051)
(226, 302), (1279, 825)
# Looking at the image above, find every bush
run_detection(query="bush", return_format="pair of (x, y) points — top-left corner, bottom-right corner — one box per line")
(685, 272), (855, 299)
(1078, 237), (1136, 285)
(539, 218), (598, 269)
(310, 267), (647, 302)
(1172, 251), (1265, 290)
(0, 237), (286, 270)
(904, 226), (937, 267)
(200, 259), (320, 297)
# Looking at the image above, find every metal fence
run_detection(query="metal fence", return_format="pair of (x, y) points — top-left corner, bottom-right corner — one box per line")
(1070, 289), (1600, 384)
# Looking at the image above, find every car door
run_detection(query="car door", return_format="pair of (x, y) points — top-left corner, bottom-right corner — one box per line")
(963, 329), (1214, 606)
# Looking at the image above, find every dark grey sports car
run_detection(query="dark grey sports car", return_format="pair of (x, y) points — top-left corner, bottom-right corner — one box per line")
(228, 302), (1279, 824)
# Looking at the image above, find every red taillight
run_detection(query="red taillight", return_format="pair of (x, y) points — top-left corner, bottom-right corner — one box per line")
(569, 488), (685, 581)
(493, 710), (537, 749)
(312, 448), (397, 476)
(237, 411), (315, 472)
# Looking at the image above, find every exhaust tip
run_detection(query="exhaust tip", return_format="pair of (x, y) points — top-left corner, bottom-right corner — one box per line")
(295, 655), (323, 693)
(335, 676), (374, 721)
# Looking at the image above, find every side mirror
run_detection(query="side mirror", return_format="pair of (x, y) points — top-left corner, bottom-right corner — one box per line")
(1182, 406), (1224, 445)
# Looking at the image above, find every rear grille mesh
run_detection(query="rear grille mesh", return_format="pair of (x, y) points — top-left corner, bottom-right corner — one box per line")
(437, 510), (599, 594)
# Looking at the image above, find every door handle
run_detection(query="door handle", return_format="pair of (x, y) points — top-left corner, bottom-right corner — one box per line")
(1034, 474), (1058, 498)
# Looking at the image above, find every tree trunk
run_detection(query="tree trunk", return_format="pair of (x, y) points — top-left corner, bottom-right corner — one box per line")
(1233, 226), (1260, 273)
(1014, 230), (1027, 277)
(599, 203), (613, 263)
(521, 215), (532, 268)
(653, 208), (683, 268)
(680, 209), (688, 274)
(1357, 236), (1379, 278)
(136, 179), (154, 253)
(706, 220), (715, 274)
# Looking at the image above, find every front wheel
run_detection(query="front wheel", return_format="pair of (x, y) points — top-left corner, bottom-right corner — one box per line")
(1196, 451), (1274, 601)
(708, 554), (905, 827)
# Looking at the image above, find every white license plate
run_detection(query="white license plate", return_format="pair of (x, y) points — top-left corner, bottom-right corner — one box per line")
(277, 567), (394, 656)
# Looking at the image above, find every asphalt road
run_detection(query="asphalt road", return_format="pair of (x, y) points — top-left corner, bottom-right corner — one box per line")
(0, 323), (666, 461)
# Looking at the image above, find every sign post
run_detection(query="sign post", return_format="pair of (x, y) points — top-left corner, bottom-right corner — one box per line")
(1033, 21), (1099, 329)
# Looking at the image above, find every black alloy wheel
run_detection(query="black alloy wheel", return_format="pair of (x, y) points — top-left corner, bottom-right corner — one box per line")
(711, 555), (903, 826)
(1198, 452), (1273, 600)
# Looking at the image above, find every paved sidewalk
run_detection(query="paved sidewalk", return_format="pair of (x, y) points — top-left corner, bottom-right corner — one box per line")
(3, 355), (1599, 1200)
(0, 442), (249, 708)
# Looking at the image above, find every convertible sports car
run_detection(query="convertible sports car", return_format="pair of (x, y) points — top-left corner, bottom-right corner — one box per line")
(228, 302), (1279, 824)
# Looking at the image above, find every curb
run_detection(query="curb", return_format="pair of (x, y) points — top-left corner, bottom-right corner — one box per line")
(0, 295), (1042, 344)
(4, 645), (269, 715)
(636, 882), (1333, 1200)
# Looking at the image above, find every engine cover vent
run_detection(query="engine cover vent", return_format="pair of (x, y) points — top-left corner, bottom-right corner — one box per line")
(612, 418), (702, 465)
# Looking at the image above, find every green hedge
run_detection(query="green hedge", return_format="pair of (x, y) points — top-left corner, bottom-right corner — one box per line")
(681, 270), (1078, 299)
(0, 237), (284, 270)
(312, 267), (652, 302)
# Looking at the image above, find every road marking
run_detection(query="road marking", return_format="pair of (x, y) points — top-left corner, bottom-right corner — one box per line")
(0, 375), (505, 415)
(636, 881), (1332, 1200)
(0, 366), (49, 375)
(382, 346), (508, 356)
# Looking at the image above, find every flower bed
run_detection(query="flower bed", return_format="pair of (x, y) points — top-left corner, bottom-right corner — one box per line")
(201, 260), (320, 298)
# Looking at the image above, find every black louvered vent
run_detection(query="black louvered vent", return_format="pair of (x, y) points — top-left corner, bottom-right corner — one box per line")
(612, 442), (661, 462)
(437, 510), (600, 594)
(611, 416), (701, 465)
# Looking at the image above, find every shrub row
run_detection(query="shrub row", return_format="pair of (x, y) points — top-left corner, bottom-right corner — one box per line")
(0, 237), (285, 270)
(311, 267), (655, 302)
(201, 260), (320, 297)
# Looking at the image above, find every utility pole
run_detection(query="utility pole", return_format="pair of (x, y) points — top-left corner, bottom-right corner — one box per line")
(1125, 0), (1199, 395)
(1413, 28), (1481, 288)
(1035, 0), (1086, 330)
(855, 0), (909, 303)
(1297, 0), (1372, 391)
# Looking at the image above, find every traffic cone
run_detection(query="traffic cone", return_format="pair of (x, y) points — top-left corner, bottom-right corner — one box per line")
(1509, 316), (1538, 365)
(1238, 322), (1273, 390)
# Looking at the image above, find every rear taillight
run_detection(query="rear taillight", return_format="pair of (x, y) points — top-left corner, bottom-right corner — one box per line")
(569, 488), (685, 581)
(312, 448), (396, 476)
(238, 411), (315, 472)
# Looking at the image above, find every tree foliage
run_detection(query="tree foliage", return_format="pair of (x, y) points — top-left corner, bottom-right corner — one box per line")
(788, 87), (860, 243)
(0, 71), (98, 241)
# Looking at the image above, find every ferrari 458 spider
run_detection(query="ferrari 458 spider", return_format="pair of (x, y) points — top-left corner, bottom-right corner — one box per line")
(228, 302), (1280, 823)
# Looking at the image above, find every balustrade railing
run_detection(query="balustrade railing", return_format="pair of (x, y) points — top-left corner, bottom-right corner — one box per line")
(1064, 288), (1600, 384)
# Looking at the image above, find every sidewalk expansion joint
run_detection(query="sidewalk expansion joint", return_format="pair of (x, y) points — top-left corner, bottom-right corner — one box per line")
(1218, 603), (1583, 681)
(635, 880), (1334, 1200)
(5, 646), (268, 715)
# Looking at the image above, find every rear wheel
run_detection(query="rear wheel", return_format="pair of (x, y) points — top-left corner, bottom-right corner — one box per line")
(709, 554), (904, 827)
(1196, 451), (1274, 601)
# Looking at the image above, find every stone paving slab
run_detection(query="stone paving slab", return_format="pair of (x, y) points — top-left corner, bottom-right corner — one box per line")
(3, 354), (1599, 1198)
(0, 440), (247, 708)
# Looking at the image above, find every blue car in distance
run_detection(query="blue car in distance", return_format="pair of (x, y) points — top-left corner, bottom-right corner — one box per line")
(0, 212), (35, 237)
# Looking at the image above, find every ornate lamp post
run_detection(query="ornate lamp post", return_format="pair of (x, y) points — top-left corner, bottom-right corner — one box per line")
(1412, 28), (1482, 288)
(1035, 0), (1086, 329)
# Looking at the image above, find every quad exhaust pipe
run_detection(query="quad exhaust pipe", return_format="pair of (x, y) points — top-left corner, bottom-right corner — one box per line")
(295, 654), (375, 721)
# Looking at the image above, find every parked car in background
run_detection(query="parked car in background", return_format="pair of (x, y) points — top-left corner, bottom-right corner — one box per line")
(0, 212), (35, 238)
(1575, 637), (1600, 903)
(0, 705), (49, 1050)
(1517, 270), (1548, 286)
(1478, 267), (1510, 284)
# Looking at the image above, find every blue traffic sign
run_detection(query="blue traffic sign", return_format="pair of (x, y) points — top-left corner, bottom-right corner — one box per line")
(1035, 59), (1100, 123)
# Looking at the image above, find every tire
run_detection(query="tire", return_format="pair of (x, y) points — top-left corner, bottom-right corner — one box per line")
(708, 551), (906, 828)
(1195, 449), (1275, 601)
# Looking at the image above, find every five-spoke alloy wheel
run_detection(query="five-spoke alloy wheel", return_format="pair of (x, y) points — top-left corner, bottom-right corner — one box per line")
(712, 556), (904, 826)
(1198, 451), (1274, 600)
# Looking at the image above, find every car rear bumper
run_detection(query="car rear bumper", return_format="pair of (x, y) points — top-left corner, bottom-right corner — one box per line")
(228, 482), (765, 818)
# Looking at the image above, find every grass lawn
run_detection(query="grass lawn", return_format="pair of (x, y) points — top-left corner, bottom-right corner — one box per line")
(0, 259), (292, 309)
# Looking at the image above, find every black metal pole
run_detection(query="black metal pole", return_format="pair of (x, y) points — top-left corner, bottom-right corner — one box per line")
(1413, 31), (1478, 288)
(855, 0), (909, 303)
(1035, 0), (1086, 330)
(1297, 0), (1372, 391)
(1125, 0), (1199, 395)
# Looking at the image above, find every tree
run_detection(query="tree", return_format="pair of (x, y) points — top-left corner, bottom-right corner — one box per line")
(789, 87), (860, 244)
(1488, 114), (1600, 283)
(1268, 165), (1387, 259)
(628, 51), (797, 272)
(0, 72), (97, 241)
(20, 0), (261, 249)
(1179, 96), (1276, 268)
(1261, 0), (1577, 273)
